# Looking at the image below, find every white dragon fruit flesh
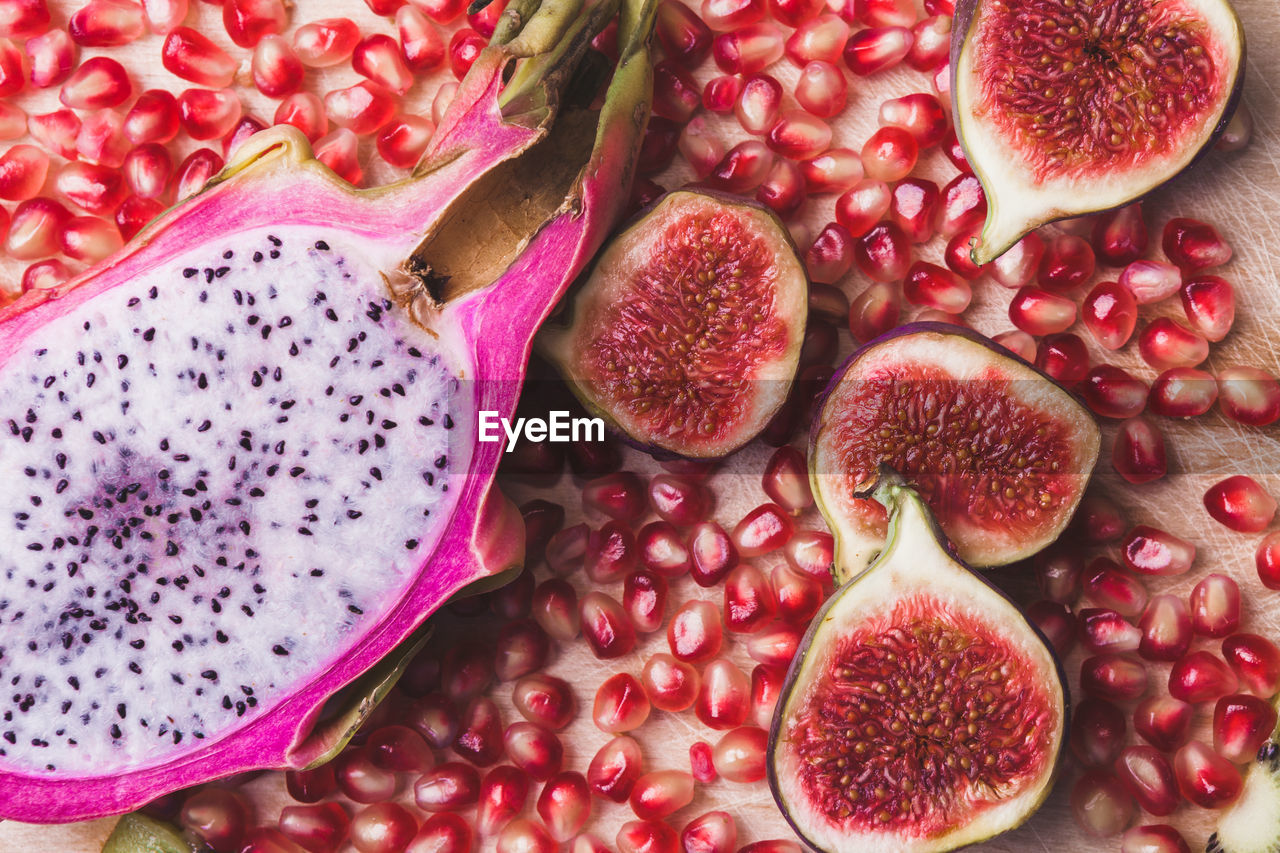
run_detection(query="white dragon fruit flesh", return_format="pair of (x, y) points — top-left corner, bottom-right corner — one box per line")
(0, 0), (656, 822)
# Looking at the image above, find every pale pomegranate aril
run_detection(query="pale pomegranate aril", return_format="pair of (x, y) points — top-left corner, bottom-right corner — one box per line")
(223, 0), (287, 48)
(732, 503), (793, 557)
(1071, 697), (1127, 767)
(1119, 258), (1182, 305)
(1190, 573), (1242, 638)
(1163, 216), (1232, 272)
(689, 522), (738, 587)
(624, 569), (669, 633)
(122, 144), (173, 201)
(723, 563), (777, 633)
(476, 765), (530, 837)
(1071, 770), (1135, 838)
(503, 722), (563, 782)
(1112, 417), (1167, 485)
(0, 102), (25, 141)
(705, 139), (773, 193)
(992, 330), (1037, 362)
(630, 770), (695, 820)
(57, 161), (126, 217)
(26, 28), (73, 88)
(749, 663), (785, 728)
(648, 475), (711, 526)
(293, 17), (361, 66)
(1214, 693), (1278, 764)
(1026, 600), (1075, 656)
(785, 15), (848, 65)
(843, 25), (912, 75)
(496, 819), (556, 853)
(1170, 650), (1238, 704)
(538, 771), (592, 842)
(1148, 367), (1218, 417)
(162, 27), (237, 87)
(990, 230), (1044, 289)
(668, 599), (724, 663)
(1174, 740), (1242, 809)
(1081, 654), (1148, 701)
(1084, 558), (1148, 618)
(0, 0), (49, 38)
(337, 747), (401, 803)
(1121, 825), (1191, 853)
(20, 258), (74, 292)
(848, 280), (900, 342)
(735, 73), (783, 136)
(279, 802), (349, 853)
(1080, 365), (1148, 420)
(617, 821), (679, 853)
(906, 14), (950, 70)
(441, 643), (493, 702)
(397, 6), (445, 71)
(68, 0), (144, 46)
(314, 131), (361, 184)
(175, 148), (224, 201)
(689, 741), (717, 783)
(59, 55), (130, 109)
(1139, 318), (1209, 371)
(696, 657), (751, 729)
(377, 115), (434, 169)
(6, 196), (69, 259)
(1138, 594), (1191, 662)
(1123, 525), (1195, 576)
(936, 173), (987, 239)
(1223, 633), (1280, 697)
(1036, 545), (1083, 603)
(406, 812), (472, 853)
(114, 195), (163, 240)
(903, 261), (969, 314)
(325, 81), (398, 135)
(585, 520), (637, 583)
(642, 652), (700, 712)
(252, 34), (303, 98)
(702, 74), (742, 113)
(1092, 203), (1148, 266)
(766, 110), (832, 160)
(1080, 608), (1141, 654)
(0, 144), (49, 202)
(125, 89), (180, 145)
(680, 118), (725, 180)
(768, 0), (822, 26)
(453, 696), (506, 766)
(1113, 746), (1179, 817)
(879, 92), (947, 147)
(512, 673), (575, 731)
(464, 0), (507, 36)
(800, 149), (861, 197)
(1180, 274), (1235, 341)
(712, 21), (784, 75)
(637, 522), (691, 578)
(804, 222), (854, 283)
(746, 625), (801, 667)
(581, 591), (637, 660)
(707, 726), (767, 784)
(682, 811), (737, 853)
(860, 126), (917, 182)
(700, 0), (763, 31)
(1218, 366), (1280, 427)
(1133, 696), (1193, 752)
(835, 179), (891, 237)
(587, 734), (644, 803)
(583, 471), (647, 522)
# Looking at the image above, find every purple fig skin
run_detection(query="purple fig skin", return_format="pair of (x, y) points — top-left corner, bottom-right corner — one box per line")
(949, 0), (1245, 262)
(0, 0), (657, 824)
(766, 469), (1070, 852)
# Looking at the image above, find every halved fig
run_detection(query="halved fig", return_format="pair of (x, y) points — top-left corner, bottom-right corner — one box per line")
(768, 468), (1067, 853)
(951, 0), (1245, 263)
(541, 189), (807, 458)
(810, 323), (1099, 583)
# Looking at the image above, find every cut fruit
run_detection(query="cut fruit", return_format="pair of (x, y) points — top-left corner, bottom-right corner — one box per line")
(810, 323), (1100, 582)
(542, 189), (807, 458)
(951, 0), (1245, 263)
(768, 469), (1066, 853)
(1210, 698), (1280, 853)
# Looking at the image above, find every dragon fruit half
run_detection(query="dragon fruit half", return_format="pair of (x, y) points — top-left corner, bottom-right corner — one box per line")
(0, 0), (655, 823)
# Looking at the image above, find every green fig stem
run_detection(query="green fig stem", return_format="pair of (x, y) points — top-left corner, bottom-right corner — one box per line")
(503, 0), (586, 56)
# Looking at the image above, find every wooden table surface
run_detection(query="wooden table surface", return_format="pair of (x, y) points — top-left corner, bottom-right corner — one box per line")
(3, 0), (1280, 850)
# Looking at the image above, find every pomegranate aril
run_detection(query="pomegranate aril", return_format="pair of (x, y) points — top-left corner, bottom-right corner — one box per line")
(1163, 217), (1232, 272)
(1071, 770), (1135, 838)
(351, 803), (419, 853)
(337, 747), (401, 803)
(804, 222), (854, 283)
(496, 819), (556, 853)
(732, 503), (793, 557)
(1028, 600), (1076, 656)
(223, 0), (286, 48)
(59, 55), (130, 109)
(800, 147), (861, 193)
(68, 0), (144, 46)
(1113, 417), (1167, 485)
(1138, 594), (1191, 662)
(124, 89), (180, 145)
(6, 196), (68, 259)
(406, 812), (472, 853)
(624, 570), (669, 633)
(326, 82), (398, 135)
(1078, 279), (1136, 350)
(1081, 365), (1148, 420)
(1174, 741), (1242, 809)
(642, 653), (700, 712)
(25, 28), (71, 89)
(755, 158), (804, 217)
(771, 564), (821, 624)
(476, 766), (530, 837)
(293, 17), (360, 66)
(1123, 525), (1195, 577)
(287, 764), (337, 804)
(705, 138), (772, 192)
(588, 734), (644, 803)
(1035, 332), (1090, 386)
(1218, 366), (1280, 427)
(734, 73), (783, 136)
(248, 35), (303, 98)
(723, 563), (777, 633)
(889, 177), (939, 243)
(758, 447), (810, 514)
(1036, 234), (1095, 292)
(406, 694), (460, 750)
(0, 102), (25, 141)
(648, 475), (711, 527)
(704, 727), (767, 785)
(180, 787), (250, 852)
(1189, 573), (1241, 639)
(1214, 693), (1277, 764)
(679, 119), (725, 180)
(652, 60), (700, 122)
(682, 811), (737, 853)
(906, 14), (949, 70)
(785, 15), (847, 65)
(441, 643), (493, 703)
(415, 762), (482, 811)
(1072, 493), (1127, 544)
(1114, 746), (1179, 817)
(835, 179), (891, 237)
(1224, 633), (1280, 697)
(494, 620), (550, 682)
(369, 724), (434, 773)
(696, 657), (750, 729)
(511, 673), (574, 731)
(1071, 697), (1127, 767)
(583, 471), (647, 522)
(1083, 558), (1147, 618)
(765, 110), (831, 161)
(749, 663), (784, 728)
(1118, 259), (1181, 305)
(1081, 654), (1148, 701)
(936, 173), (987, 239)
(879, 92), (947, 147)
(617, 821), (679, 853)
(1092, 203), (1148, 266)
(1170, 650), (1238, 704)
(1008, 286), (1074, 336)
(1146, 367), (1216, 417)
(178, 88), (243, 141)
(1139, 318), (1209, 371)
(1134, 696), (1193, 752)
(668, 599), (723, 663)
(502, 728), (562, 791)
(121, 144), (172, 201)
(453, 696), (505, 766)
(767, 0), (821, 26)
(1121, 825), (1191, 853)
(1178, 274), (1235, 341)
(581, 591), (637, 660)
(700, 0), (763, 31)
(21, 257), (74, 292)
(702, 74), (742, 113)
(656, 0), (711, 63)
(545, 522), (587, 577)
(396, 6), (444, 72)
(175, 148), (224, 200)
(738, 842), (803, 853)
(689, 741), (717, 783)
(848, 280), (900, 342)
(585, 521), (637, 583)
(161, 28), (236, 89)
(991, 330), (1036, 362)
(532, 771), (590, 842)
(688, 522), (738, 587)
(842, 25), (911, 75)
(378, 115), (433, 169)
(903, 261), (969, 313)
(629, 770), (694, 821)
(1081, 608), (1141, 654)
(990, 230), (1044, 289)
(0, 144), (49, 202)
(713, 21), (784, 75)
(860, 126), (916, 182)
(279, 802), (349, 853)
(853, 221), (911, 283)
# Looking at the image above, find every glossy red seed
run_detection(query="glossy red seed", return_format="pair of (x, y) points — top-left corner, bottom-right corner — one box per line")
(843, 25), (912, 75)
(511, 673), (575, 731)
(848, 280), (900, 341)
(496, 819), (556, 853)
(623, 570), (669, 633)
(1139, 318), (1209, 371)
(58, 159), (128, 217)
(860, 126), (916, 182)
(250, 34), (303, 98)
(1218, 366), (1280, 426)
(585, 521), (637, 584)
(700, 0), (762, 30)
(503, 722), (562, 783)
(688, 522), (738, 587)
(989, 230), (1044, 289)
(377, 114), (434, 169)
(1138, 594), (1191, 662)
(60, 214), (122, 262)
(723, 564), (777, 634)
(174, 148), (224, 200)
(889, 177), (939, 243)
(162, 27), (236, 87)
(25, 28), (72, 89)
(19, 257), (73, 292)
(1224, 633), (1280, 696)
(581, 592), (637, 660)
(368, 724), (434, 774)
(771, 564), (822, 625)
(178, 88), (243, 141)
(754, 158), (804, 218)
(415, 762), (482, 811)
(656, 0), (711, 64)
(689, 741), (717, 783)
(653, 60), (701, 122)
(124, 90), (180, 145)
(878, 92), (947, 147)
(223, 0), (286, 48)
(713, 21), (784, 75)
(1071, 770), (1134, 838)
(1112, 417), (1167, 485)
(1081, 654), (1148, 701)
(835, 179), (891, 237)
(1071, 698), (1127, 767)
(853, 220), (911, 283)
(583, 471), (647, 522)
(475, 766), (530, 837)
(1035, 332), (1089, 387)
(1114, 746), (1179, 817)
(709, 726), (767, 784)
(1133, 696), (1193, 752)
(1092, 203), (1148, 266)
(906, 13), (949, 70)
(448, 27), (487, 78)
(325, 82), (398, 135)
(406, 812), (472, 853)
(1080, 365), (1148, 420)
(278, 802), (349, 853)
(0, 144), (48, 202)
(336, 747), (400, 803)
(1120, 824), (1191, 853)
(396, 6), (444, 71)
(1163, 217), (1232, 272)
(766, 109), (831, 160)
(1214, 693), (1278, 764)
(1080, 608), (1141, 654)
(453, 695), (505, 766)
(1037, 233), (1095, 292)
(1148, 367), (1218, 417)
(702, 74), (742, 113)
(68, 0), (144, 46)
(991, 330), (1036, 363)
(785, 14), (847, 66)
(180, 788), (250, 852)
(1035, 545), (1083, 603)
(667, 599), (723, 663)
(1083, 559), (1147, 618)
(1008, 286), (1075, 336)
(804, 222), (854, 283)
(1170, 651), (1238, 704)
(617, 821), (679, 853)
(0, 0), (48, 38)
(800, 148), (862, 193)
(749, 663), (785, 728)
(1190, 573), (1242, 639)
(647, 475), (711, 527)
(1026, 600), (1075, 657)
(588, 734), (644, 802)
(59, 55), (130, 109)
(533, 772), (591, 842)
(293, 17), (360, 66)
(734, 73), (782, 136)
(121, 144), (173, 201)
(1179, 274), (1235, 341)
(1119, 259), (1181, 305)
(1173, 741), (1242, 809)
(6, 196), (69, 259)
(903, 261), (969, 313)
(642, 653), (700, 712)
(936, 173), (986, 239)
(732, 504), (793, 557)
(1123, 525), (1195, 576)
(114, 195), (162, 240)
(696, 657), (750, 729)
(682, 811), (737, 853)
(705, 139), (772, 192)
(285, 765), (337, 804)
(630, 770), (695, 821)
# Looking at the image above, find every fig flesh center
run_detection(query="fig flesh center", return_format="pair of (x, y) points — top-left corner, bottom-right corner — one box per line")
(977, 0), (1225, 180)
(580, 207), (788, 442)
(790, 594), (1058, 836)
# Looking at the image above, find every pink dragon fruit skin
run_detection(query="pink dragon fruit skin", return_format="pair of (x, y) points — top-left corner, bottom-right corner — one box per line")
(0, 0), (655, 823)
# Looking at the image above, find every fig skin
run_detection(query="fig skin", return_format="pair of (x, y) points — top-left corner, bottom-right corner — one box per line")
(949, 0), (1246, 263)
(767, 467), (1069, 853)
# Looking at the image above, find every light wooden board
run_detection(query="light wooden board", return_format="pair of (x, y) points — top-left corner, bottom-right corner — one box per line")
(3, 0), (1280, 850)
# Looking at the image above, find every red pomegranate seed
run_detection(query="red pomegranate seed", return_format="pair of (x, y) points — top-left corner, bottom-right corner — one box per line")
(764, 0), (819, 25)
(1218, 366), (1280, 426)
(689, 742), (717, 783)
(1147, 367), (1217, 417)
(889, 177), (939, 243)
(1112, 417), (1167, 485)
(496, 819), (556, 853)
(1081, 654), (1148, 701)
(1007, 286), (1075, 336)
(512, 674), (575, 731)
(545, 523), (587, 577)
(990, 230), (1044, 288)
(494, 620), (549, 682)
(1134, 696), (1193, 752)
(441, 644), (493, 702)
(1121, 825), (1191, 853)
(936, 173), (986, 239)
(59, 215), (122, 263)
(656, 0), (711, 64)
(1259, 532), (1280, 590)
(75, 110), (128, 168)
(617, 821), (679, 853)
(642, 653), (700, 712)
(396, 6), (444, 71)
(1083, 558), (1147, 618)
(476, 766), (530, 837)
(466, 0), (508, 37)
(293, 17), (360, 66)
(668, 599), (723, 663)
(1163, 217), (1232, 272)
(535, 772), (591, 842)
(1138, 594), (1191, 662)
(180, 788), (250, 852)
(637, 523), (691, 578)
(1189, 573), (1241, 639)
(705, 139), (773, 192)
(279, 802), (349, 853)
(121, 144), (172, 201)
(178, 88), (243, 141)
(732, 504), (793, 557)
(1035, 332), (1090, 386)
(453, 696), (505, 766)
(25, 28), (72, 88)
(689, 522), (738, 587)
(945, 230), (987, 280)
(760, 447), (811, 514)
(1092, 203), (1148, 266)
(878, 92), (947, 147)
(771, 565), (822, 625)
(679, 119), (725, 180)
(1119, 259), (1181, 305)
(1123, 525), (1195, 577)
(785, 15), (847, 65)
(588, 734), (644, 803)
(223, 0), (287, 48)
(68, 0), (144, 46)
(708, 726), (767, 785)
(1080, 608), (1141, 654)
(653, 60), (700, 122)
(407, 695), (459, 749)
(860, 126), (916, 182)
(746, 625), (801, 667)
(1223, 633), (1280, 696)
(0, 144), (49, 202)
(571, 834), (612, 853)
(854, 0), (915, 25)
(58, 160), (126, 216)
(848, 280), (900, 342)
(325, 82), (398, 135)
(583, 472), (647, 522)
(585, 521), (637, 584)
(59, 55), (130, 109)
(377, 115), (433, 169)
(906, 14), (950, 70)
(630, 770), (695, 821)
(0, 0), (47, 38)
(6, 196), (68, 259)
(835, 179), (890, 237)
(1027, 600), (1075, 656)
(853, 221), (911, 283)
(124, 89), (180, 145)
(20, 257), (73, 292)
(114, 195), (162, 240)
(702, 74), (742, 113)
(1179, 274), (1235, 341)
(0, 102), (24, 141)
(1170, 650), (1239, 704)
(700, 0), (763, 30)
(580, 592), (636, 660)
(1071, 698), (1127, 767)
(1114, 746), (1179, 817)
(800, 147), (861, 193)
(406, 812), (472, 853)
(1139, 318), (1209, 371)
(766, 109), (831, 160)
(843, 25), (911, 75)
(646, 475), (711, 527)
(503, 722), (563, 782)
(723, 564), (777, 633)
(1174, 741), (1242, 809)
(903, 261), (969, 313)
(1080, 365), (1148, 420)
(1215, 693), (1277, 764)
(174, 147), (224, 200)
(713, 21), (784, 75)
(734, 73), (782, 136)
(755, 158), (804, 217)
(696, 658), (750, 729)
(337, 747), (400, 803)
(623, 570), (669, 633)
(1037, 233), (1095, 292)
(368, 724), (434, 773)
(682, 811), (736, 853)
(162, 27), (236, 88)
(749, 663), (785, 728)
(1035, 545), (1082, 603)
(250, 34), (302, 98)
(804, 222), (854, 283)
(1072, 493), (1127, 544)
(1071, 770), (1135, 838)
(989, 330), (1034, 362)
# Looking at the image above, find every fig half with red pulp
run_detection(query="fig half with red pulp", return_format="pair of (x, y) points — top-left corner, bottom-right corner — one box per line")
(768, 468), (1067, 853)
(952, 0), (1245, 262)
(810, 324), (1099, 583)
